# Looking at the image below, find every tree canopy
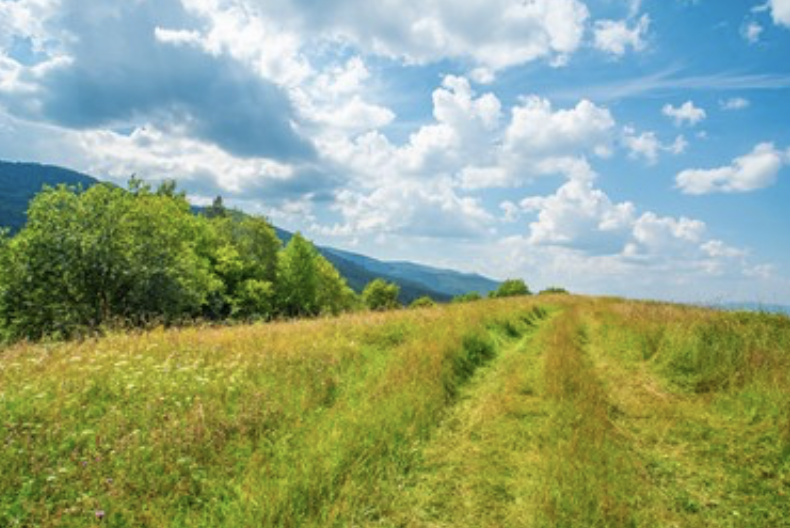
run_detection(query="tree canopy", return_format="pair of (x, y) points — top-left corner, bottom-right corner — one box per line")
(0, 181), (358, 342)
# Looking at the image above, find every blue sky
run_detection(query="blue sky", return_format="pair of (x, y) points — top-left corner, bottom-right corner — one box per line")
(1, 0), (789, 303)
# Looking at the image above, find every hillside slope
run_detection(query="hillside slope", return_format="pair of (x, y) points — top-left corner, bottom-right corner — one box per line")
(0, 161), (98, 232)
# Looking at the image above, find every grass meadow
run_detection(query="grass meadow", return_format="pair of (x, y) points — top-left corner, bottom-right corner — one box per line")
(1, 296), (788, 527)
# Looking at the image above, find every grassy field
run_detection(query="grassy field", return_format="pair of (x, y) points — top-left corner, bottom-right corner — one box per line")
(1, 296), (789, 527)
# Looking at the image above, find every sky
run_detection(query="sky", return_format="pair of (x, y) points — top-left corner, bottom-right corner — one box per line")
(1, 0), (789, 304)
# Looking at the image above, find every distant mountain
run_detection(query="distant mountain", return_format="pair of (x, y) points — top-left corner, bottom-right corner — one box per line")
(0, 161), (98, 233)
(274, 228), (490, 303)
(0, 160), (499, 303)
(321, 246), (499, 298)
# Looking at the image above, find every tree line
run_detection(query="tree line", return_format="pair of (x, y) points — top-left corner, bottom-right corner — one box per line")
(0, 180), (536, 343)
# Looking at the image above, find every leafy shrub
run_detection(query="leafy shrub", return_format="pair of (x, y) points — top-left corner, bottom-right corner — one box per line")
(490, 279), (531, 298)
(410, 296), (436, 309)
(362, 279), (401, 311)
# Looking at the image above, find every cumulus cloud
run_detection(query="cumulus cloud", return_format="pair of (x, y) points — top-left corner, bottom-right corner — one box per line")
(164, 0), (312, 87)
(270, 0), (591, 72)
(75, 126), (338, 201)
(328, 87), (616, 192)
(326, 179), (493, 239)
(622, 126), (687, 164)
(521, 178), (636, 253)
(593, 15), (650, 57)
(460, 97), (616, 188)
(516, 176), (755, 278)
(0, 0), (314, 162)
(662, 101), (706, 127)
(767, 0), (790, 27)
(676, 142), (788, 194)
(504, 97), (614, 158)
(293, 57), (396, 135)
(324, 75), (506, 188)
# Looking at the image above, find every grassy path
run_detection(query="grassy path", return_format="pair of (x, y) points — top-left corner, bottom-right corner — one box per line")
(376, 310), (553, 527)
(381, 305), (656, 527)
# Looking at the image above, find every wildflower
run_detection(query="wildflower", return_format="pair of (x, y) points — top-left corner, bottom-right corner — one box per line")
(95, 509), (105, 520)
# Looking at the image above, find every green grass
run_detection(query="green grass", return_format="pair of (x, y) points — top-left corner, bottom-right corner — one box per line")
(0, 299), (549, 527)
(2, 296), (789, 527)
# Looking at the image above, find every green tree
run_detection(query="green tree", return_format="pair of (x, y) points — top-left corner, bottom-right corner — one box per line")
(490, 279), (531, 299)
(315, 255), (357, 316)
(362, 279), (401, 311)
(0, 182), (218, 340)
(206, 195), (227, 219)
(410, 296), (436, 309)
(231, 279), (276, 320)
(209, 215), (281, 319)
(277, 233), (320, 317)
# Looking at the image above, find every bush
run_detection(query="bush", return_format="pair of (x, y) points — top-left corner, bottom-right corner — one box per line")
(410, 296), (436, 309)
(362, 279), (401, 311)
(490, 279), (531, 298)
(539, 287), (569, 295)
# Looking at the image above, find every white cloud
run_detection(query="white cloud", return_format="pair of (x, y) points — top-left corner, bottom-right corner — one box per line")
(741, 21), (764, 43)
(505, 97), (615, 157)
(593, 15), (650, 57)
(521, 178), (636, 252)
(172, 0), (312, 87)
(676, 142), (788, 194)
(622, 126), (687, 164)
(509, 175), (763, 291)
(767, 0), (790, 27)
(154, 27), (204, 47)
(662, 101), (706, 126)
(293, 57), (396, 135)
(0, 0), (59, 51)
(628, 212), (705, 256)
(702, 240), (747, 259)
(73, 125), (331, 201)
(245, 0), (590, 73)
(506, 175), (769, 297)
(720, 97), (750, 110)
(324, 75), (506, 188)
(459, 97), (615, 189)
(327, 179), (493, 239)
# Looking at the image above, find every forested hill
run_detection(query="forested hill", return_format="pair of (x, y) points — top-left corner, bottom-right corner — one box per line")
(0, 160), (499, 303)
(0, 161), (98, 232)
